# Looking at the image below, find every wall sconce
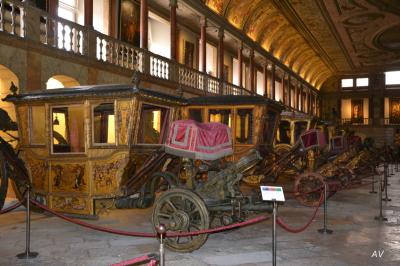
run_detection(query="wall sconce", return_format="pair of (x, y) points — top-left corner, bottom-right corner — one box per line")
(53, 114), (59, 125)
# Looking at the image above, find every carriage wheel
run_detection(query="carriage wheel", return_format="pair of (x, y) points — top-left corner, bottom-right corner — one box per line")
(293, 172), (325, 207)
(0, 160), (8, 210)
(152, 188), (210, 252)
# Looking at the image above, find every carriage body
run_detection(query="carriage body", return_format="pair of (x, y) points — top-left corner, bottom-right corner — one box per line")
(5, 85), (185, 216)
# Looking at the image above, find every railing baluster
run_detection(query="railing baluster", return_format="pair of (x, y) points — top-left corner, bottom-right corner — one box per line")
(10, 3), (15, 34)
(0, 0), (3, 31)
(77, 30), (81, 54)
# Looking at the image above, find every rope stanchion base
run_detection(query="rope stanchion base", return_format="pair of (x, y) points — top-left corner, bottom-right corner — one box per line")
(16, 251), (38, 259)
(318, 228), (333, 234)
(374, 216), (388, 222)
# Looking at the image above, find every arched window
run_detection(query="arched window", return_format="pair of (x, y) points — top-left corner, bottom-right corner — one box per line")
(46, 75), (80, 89)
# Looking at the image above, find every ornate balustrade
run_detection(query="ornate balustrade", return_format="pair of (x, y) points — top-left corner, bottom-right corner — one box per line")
(0, 0), (255, 97)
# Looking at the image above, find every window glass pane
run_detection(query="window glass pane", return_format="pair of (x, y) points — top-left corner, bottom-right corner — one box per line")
(188, 109), (203, 122)
(208, 109), (231, 127)
(60, 0), (77, 7)
(356, 78), (369, 87)
(341, 79), (353, 88)
(294, 121), (308, 142)
(277, 120), (291, 144)
(58, 7), (75, 21)
(93, 103), (115, 144)
(386, 71), (400, 85)
(235, 109), (253, 144)
(30, 106), (46, 144)
(52, 106), (85, 153)
(138, 104), (169, 144)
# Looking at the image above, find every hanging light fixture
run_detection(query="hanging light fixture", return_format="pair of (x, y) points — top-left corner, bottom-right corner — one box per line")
(53, 114), (60, 125)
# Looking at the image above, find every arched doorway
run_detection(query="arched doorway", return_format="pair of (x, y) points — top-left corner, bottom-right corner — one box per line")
(46, 75), (80, 89)
(0, 64), (19, 201)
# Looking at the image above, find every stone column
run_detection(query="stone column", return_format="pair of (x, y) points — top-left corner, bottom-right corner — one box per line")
(140, 0), (148, 49)
(263, 61), (268, 97)
(282, 73), (286, 105)
(170, 0), (178, 61)
(271, 63), (276, 100)
(48, 0), (58, 16)
(217, 27), (224, 80)
(249, 48), (255, 94)
(200, 17), (207, 73)
(294, 80), (298, 110)
(288, 75), (292, 108)
(238, 42), (243, 87)
(84, 0), (93, 28)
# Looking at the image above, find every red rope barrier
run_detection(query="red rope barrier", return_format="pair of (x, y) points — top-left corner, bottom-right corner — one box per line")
(0, 201), (23, 215)
(276, 192), (323, 233)
(110, 254), (158, 266)
(30, 199), (269, 238)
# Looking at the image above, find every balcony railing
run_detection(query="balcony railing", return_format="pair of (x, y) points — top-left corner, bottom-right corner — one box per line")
(340, 118), (370, 126)
(0, 0), (253, 96)
(383, 118), (400, 125)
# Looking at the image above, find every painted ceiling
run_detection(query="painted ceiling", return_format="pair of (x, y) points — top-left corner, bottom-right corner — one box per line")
(204, 0), (400, 90)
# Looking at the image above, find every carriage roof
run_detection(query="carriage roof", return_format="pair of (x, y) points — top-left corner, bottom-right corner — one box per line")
(5, 85), (284, 112)
(4, 84), (186, 104)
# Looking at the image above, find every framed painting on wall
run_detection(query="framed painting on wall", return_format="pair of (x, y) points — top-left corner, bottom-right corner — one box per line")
(119, 0), (140, 47)
(184, 40), (195, 67)
(223, 64), (229, 82)
(351, 99), (363, 123)
(390, 98), (400, 124)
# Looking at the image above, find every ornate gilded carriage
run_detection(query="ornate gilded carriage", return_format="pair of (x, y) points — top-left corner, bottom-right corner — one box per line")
(4, 85), (185, 216)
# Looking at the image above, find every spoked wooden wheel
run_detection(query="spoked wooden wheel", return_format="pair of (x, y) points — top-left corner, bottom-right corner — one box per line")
(293, 172), (325, 207)
(0, 160), (8, 210)
(152, 188), (210, 252)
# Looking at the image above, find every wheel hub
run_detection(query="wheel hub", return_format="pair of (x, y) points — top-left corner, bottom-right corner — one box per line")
(170, 210), (190, 230)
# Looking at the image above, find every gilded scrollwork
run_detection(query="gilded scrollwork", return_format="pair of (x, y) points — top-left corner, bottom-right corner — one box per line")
(16, 106), (29, 145)
(93, 156), (127, 195)
(26, 158), (48, 192)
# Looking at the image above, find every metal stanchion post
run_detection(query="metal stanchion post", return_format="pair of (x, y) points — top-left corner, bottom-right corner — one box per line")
(156, 224), (166, 266)
(375, 166), (388, 222)
(383, 163), (392, 202)
(272, 201), (277, 266)
(16, 185), (38, 259)
(369, 174), (377, 194)
(318, 183), (333, 234)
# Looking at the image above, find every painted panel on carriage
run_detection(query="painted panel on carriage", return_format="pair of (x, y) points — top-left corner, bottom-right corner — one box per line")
(117, 100), (133, 146)
(50, 163), (88, 193)
(51, 195), (91, 215)
(92, 154), (128, 195)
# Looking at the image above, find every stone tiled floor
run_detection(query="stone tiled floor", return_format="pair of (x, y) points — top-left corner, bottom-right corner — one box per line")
(1, 168), (400, 265)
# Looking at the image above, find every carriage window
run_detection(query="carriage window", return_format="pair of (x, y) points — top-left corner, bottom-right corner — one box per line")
(209, 109), (232, 127)
(52, 106), (85, 153)
(93, 103), (115, 144)
(30, 106), (46, 144)
(235, 109), (253, 144)
(138, 104), (169, 144)
(189, 108), (203, 122)
(294, 121), (308, 142)
(277, 120), (291, 144)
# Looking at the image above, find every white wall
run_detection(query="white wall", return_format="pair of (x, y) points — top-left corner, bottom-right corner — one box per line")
(149, 13), (170, 58)
(256, 71), (263, 95)
(341, 99), (351, 119)
(232, 58), (238, 85)
(275, 80), (282, 102)
(206, 43), (217, 77)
